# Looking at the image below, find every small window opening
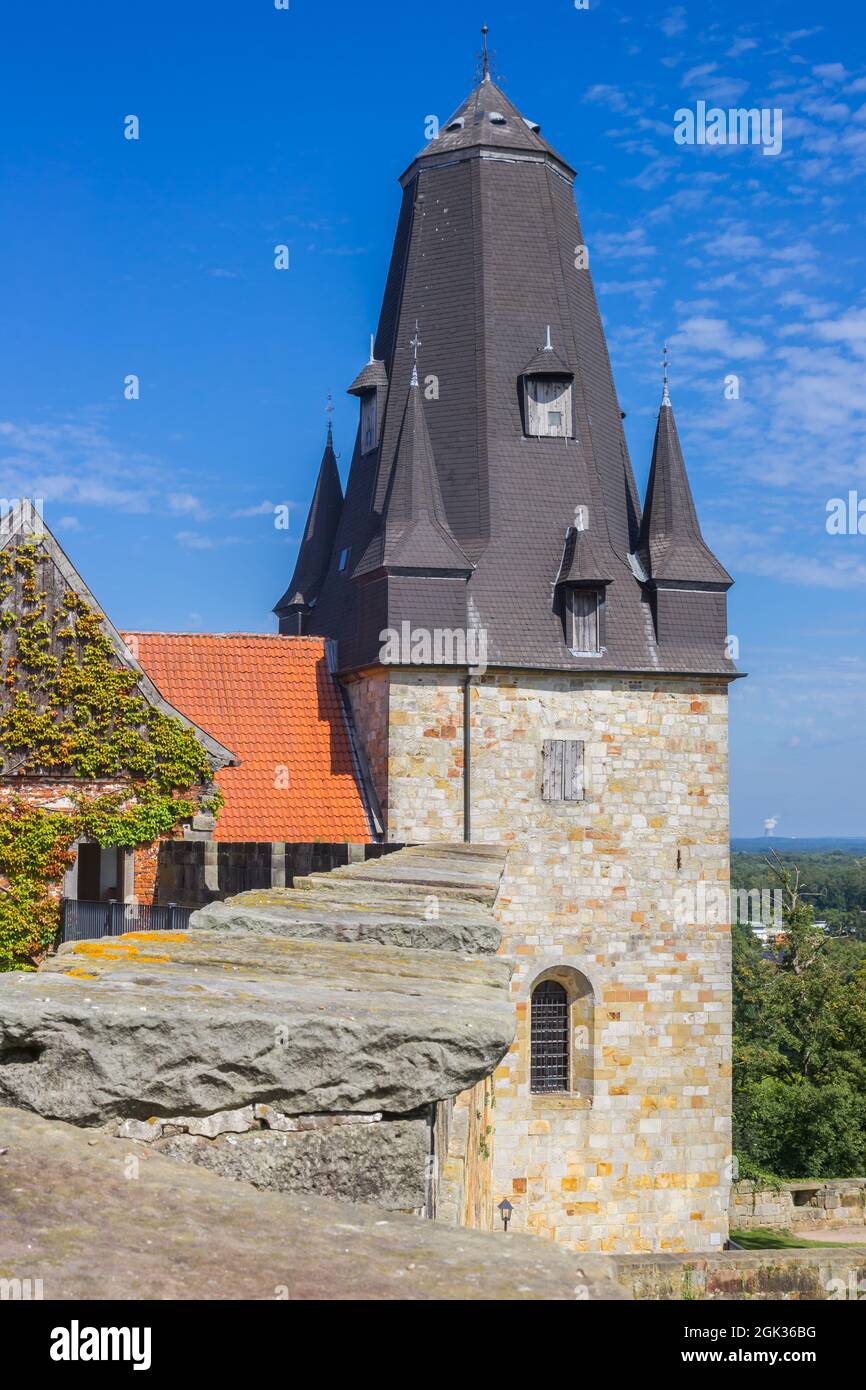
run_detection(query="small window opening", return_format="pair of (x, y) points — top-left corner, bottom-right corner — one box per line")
(531, 980), (569, 1093)
(565, 588), (600, 654)
(360, 392), (377, 455)
(338, 548), (350, 573)
(525, 377), (573, 438)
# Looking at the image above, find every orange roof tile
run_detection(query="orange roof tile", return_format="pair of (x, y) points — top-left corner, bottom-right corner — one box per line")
(124, 633), (372, 844)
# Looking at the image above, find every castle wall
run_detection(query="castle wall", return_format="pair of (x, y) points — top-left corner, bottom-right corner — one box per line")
(344, 670), (391, 823)
(369, 667), (732, 1254)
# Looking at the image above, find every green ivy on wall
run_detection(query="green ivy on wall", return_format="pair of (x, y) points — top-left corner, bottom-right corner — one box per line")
(0, 541), (222, 971)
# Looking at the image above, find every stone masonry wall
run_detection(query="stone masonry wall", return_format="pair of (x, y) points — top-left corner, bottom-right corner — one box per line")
(436, 1075), (496, 1229)
(344, 670), (390, 823)
(731, 1180), (866, 1232)
(370, 668), (732, 1255)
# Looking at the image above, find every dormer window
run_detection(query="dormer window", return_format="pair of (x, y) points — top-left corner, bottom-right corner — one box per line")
(489, 111), (507, 125)
(360, 392), (378, 455)
(521, 330), (575, 440)
(348, 344), (388, 454)
(564, 587), (601, 654)
(526, 377), (573, 438)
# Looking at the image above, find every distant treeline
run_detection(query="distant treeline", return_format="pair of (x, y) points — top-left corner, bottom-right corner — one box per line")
(732, 849), (866, 939)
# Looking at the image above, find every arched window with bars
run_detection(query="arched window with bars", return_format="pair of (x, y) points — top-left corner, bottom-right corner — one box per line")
(529, 968), (595, 1099)
(530, 980), (570, 1093)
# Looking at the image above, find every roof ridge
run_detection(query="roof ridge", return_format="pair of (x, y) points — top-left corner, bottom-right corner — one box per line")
(124, 631), (327, 640)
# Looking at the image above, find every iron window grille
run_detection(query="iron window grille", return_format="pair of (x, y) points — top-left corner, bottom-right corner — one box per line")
(531, 979), (570, 1093)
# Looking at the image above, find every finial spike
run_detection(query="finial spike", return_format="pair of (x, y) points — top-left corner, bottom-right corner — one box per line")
(662, 343), (671, 407)
(325, 391), (334, 439)
(410, 319), (422, 388)
(481, 25), (490, 81)
(368, 333), (375, 365)
(544, 324), (553, 352)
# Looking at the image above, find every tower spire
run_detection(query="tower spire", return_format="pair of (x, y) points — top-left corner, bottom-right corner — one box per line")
(480, 25), (490, 81)
(637, 392), (731, 586)
(410, 320), (422, 387)
(273, 418), (343, 631)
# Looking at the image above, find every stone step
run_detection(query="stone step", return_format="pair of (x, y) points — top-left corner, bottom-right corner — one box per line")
(191, 895), (501, 955)
(294, 872), (494, 904)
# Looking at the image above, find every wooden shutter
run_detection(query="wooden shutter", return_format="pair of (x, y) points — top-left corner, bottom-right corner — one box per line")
(526, 378), (573, 437)
(567, 588), (599, 652)
(361, 393), (377, 454)
(542, 739), (584, 802)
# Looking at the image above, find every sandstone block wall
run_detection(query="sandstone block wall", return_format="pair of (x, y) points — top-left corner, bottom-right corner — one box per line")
(732, 1180), (866, 1232)
(353, 667), (733, 1255)
(436, 1075), (496, 1229)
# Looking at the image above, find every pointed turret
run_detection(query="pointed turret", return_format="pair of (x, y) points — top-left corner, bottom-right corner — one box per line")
(636, 370), (733, 663)
(273, 424), (343, 635)
(637, 394), (731, 587)
(379, 380), (473, 575)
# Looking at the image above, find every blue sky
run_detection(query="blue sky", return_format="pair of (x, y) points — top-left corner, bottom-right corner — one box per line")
(1, 1), (864, 837)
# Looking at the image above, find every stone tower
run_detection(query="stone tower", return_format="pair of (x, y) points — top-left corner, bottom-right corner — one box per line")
(276, 65), (737, 1254)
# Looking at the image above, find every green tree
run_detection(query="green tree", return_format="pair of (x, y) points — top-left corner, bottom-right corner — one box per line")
(733, 853), (866, 1177)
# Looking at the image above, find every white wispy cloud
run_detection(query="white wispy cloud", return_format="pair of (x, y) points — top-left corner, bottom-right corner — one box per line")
(585, 84), (629, 113)
(670, 315), (766, 360)
(175, 530), (243, 551)
(660, 7), (687, 38)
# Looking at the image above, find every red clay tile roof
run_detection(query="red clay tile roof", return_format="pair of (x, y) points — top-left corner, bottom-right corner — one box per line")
(124, 633), (371, 844)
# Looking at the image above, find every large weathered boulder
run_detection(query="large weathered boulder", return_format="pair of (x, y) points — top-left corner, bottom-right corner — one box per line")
(0, 931), (513, 1125)
(0, 1106), (629, 1300)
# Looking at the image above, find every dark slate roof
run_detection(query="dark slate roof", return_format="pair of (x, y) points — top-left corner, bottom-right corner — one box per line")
(289, 73), (736, 678)
(521, 342), (574, 378)
(409, 77), (573, 178)
(348, 358), (388, 396)
(556, 524), (613, 587)
(273, 426), (343, 614)
(637, 400), (733, 587)
(356, 378), (472, 576)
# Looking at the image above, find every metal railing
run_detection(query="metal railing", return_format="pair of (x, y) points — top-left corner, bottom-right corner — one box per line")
(61, 899), (193, 943)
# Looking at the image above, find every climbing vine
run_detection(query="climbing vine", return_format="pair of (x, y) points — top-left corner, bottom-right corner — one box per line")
(0, 541), (221, 971)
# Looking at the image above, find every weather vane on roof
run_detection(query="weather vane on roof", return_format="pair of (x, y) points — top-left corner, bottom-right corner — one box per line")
(410, 320), (422, 386)
(662, 343), (671, 407)
(476, 25), (499, 84)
